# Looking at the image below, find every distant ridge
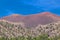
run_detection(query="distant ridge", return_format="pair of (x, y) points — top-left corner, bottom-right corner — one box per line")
(0, 12), (60, 38)
(1, 12), (60, 27)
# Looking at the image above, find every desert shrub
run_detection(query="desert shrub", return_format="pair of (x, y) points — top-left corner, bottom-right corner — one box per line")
(0, 34), (60, 40)
(35, 34), (49, 40)
(0, 37), (8, 40)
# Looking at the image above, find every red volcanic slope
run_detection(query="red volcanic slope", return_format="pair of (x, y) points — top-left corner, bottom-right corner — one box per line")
(1, 12), (60, 27)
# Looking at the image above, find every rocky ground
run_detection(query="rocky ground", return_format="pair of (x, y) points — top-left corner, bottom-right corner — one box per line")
(0, 20), (60, 39)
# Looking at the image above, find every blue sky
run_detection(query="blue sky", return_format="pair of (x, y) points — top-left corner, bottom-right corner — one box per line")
(0, 0), (60, 17)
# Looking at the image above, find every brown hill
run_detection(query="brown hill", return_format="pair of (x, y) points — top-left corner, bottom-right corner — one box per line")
(1, 12), (60, 27)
